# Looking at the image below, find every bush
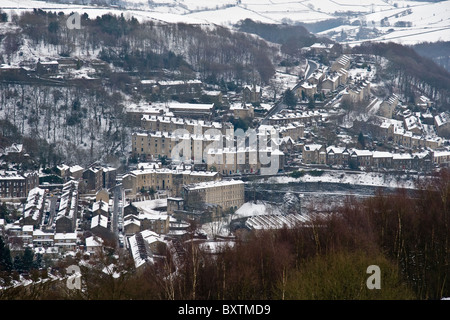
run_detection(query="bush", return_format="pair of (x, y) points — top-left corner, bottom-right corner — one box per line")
(280, 250), (416, 300)
(290, 170), (305, 178)
(308, 170), (324, 177)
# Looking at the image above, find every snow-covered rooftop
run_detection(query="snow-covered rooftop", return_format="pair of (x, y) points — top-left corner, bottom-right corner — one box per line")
(91, 215), (108, 229)
(246, 214), (308, 230)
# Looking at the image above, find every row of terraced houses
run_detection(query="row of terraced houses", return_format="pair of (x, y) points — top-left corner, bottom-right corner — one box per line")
(301, 144), (447, 171)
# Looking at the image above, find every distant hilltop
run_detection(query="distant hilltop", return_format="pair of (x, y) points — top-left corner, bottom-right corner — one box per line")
(3, 0), (450, 45)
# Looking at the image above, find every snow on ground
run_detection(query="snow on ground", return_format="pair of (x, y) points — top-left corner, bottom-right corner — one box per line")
(337, 133), (353, 144)
(131, 198), (167, 214)
(243, 2), (335, 23)
(199, 240), (235, 251)
(201, 220), (231, 238)
(339, 0), (450, 45)
(185, 6), (277, 25)
(69, 67), (97, 79)
(342, 25), (450, 46)
(367, 99), (382, 116)
(265, 171), (418, 189)
(182, 0), (237, 11)
(1, 0), (82, 9)
(314, 0), (450, 45)
(299, 0), (393, 14)
(235, 200), (282, 218)
(2, 0), (448, 45)
(262, 70), (301, 102)
(347, 67), (376, 82)
(0, 0), (207, 25)
(360, 26), (450, 46)
(259, 103), (273, 111)
(274, 69), (302, 88)
(365, 0), (450, 29)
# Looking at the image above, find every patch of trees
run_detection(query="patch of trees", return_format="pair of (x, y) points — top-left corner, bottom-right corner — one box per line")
(164, 169), (448, 300)
(228, 116), (253, 131)
(0, 202), (20, 224)
(235, 18), (321, 58)
(0, 237), (13, 274)
(299, 18), (347, 34)
(412, 41), (450, 72)
(1, 32), (22, 64)
(0, 239), (47, 289)
(0, 119), (21, 148)
(394, 21), (412, 27)
(99, 48), (191, 74)
(236, 19), (314, 44)
(283, 88), (297, 108)
(0, 10), (7, 22)
(0, 81), (131, 167)
(15, 11), (276, 85)
(39, 174), (64, 185)
(1, 170), (449, 299)
(353, 42), (450, 109)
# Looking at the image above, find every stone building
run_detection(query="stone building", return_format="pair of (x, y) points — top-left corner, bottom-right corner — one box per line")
(0, 170), (39, 199)
(122, 168), (220, 196)
(183, 179), (245, 212)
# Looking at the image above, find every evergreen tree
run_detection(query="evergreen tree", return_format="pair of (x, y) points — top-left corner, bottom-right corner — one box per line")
(283, 89), (297, 108)
(13, 255), (23, 273)
(308, 97), (315, 109)
(358, 132), (366, 149)
(0, 237), (13, 272)
(0, 202), (7, 220)
(33, 253), (42, 270)
(22, 247), (34, 272)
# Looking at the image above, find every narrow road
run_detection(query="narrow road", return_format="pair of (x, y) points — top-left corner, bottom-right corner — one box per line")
(48, 195), (58, 229)
(261, 98), (285, 125)
(305, 59), (318, 80)
(112, 184), (123, 247)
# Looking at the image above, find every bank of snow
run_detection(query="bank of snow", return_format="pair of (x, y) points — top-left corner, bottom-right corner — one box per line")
(235, 201), (282, 218)
(130, 198), (167, 214)
(265, 171), (418, 189)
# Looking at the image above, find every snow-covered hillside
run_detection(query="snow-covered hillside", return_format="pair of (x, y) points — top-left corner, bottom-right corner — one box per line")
(319, 0), (450, 45)
(1, 0), (449, 44)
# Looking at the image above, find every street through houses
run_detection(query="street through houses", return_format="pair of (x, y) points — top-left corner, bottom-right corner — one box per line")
(111, 184), (124, 248)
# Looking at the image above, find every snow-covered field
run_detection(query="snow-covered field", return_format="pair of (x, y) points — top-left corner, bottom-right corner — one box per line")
(319, 0), (450, 45)
(2, 0), (449, 44)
